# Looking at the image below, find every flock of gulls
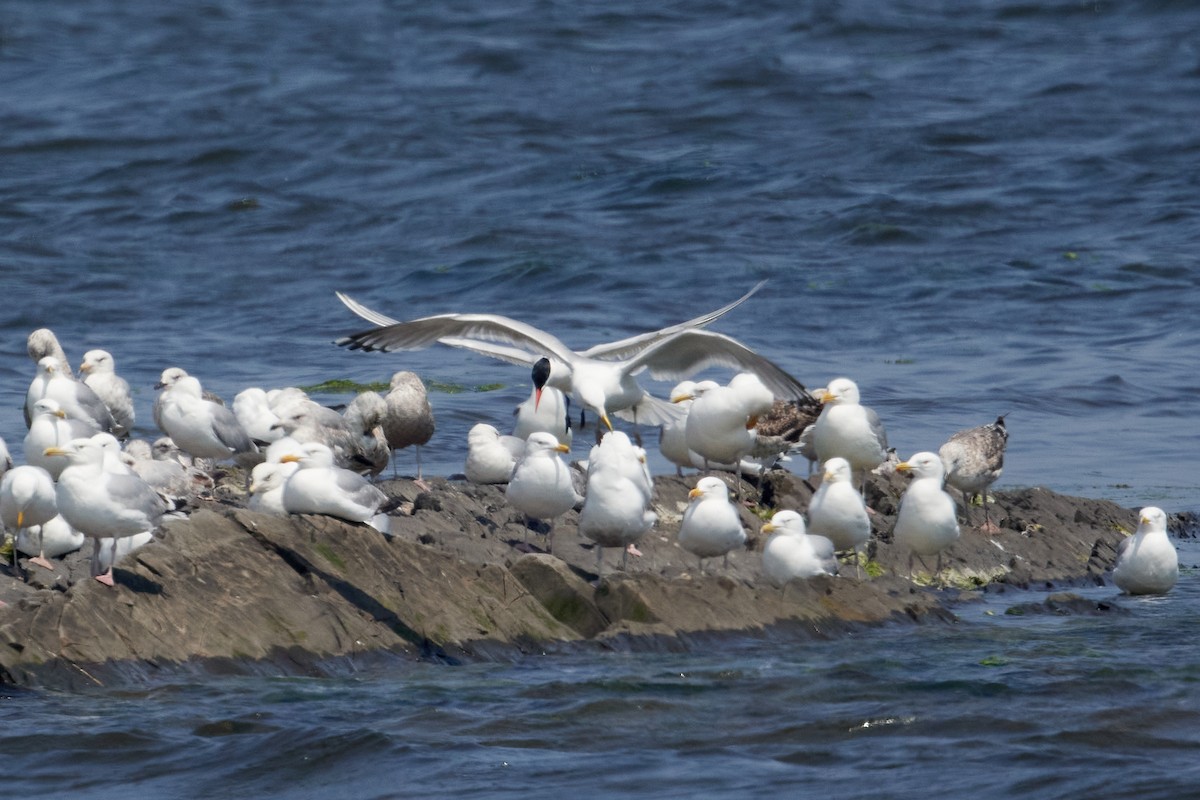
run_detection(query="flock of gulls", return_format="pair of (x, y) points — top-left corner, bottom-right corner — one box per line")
(0, 282), (1179, 597)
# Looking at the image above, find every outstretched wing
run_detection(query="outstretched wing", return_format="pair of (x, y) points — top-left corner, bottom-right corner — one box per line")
(580, 280), (767, 360)
(334, 295), (578, 364)
(622, 329), (813, 402)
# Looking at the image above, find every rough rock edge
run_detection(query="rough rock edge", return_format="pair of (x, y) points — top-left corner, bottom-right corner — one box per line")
(0, 469), (1142, 690)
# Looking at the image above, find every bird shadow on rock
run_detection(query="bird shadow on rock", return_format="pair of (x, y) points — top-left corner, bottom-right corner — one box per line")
(113, 570), (164, 595)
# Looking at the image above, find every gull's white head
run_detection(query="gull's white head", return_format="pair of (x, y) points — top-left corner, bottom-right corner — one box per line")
(36, 356), (61, 378)
(32, 398), (66, 419)
(524, 431), (570, 455)
(819, 377), (861, 406)
(468, 423), (501, 445)
(43, 437), (103, 465)
(761, 509), (806, 536)
(822, 457), (853, 484)
(1137, 506), (1167, 534)
(669, 380), (699, 404)
(156, 367), (190, 389)
(896, 451), (945, 481)
(688, 476), (730, 502)
(80, 349), (115, 375)
(280, 442), (336, 468)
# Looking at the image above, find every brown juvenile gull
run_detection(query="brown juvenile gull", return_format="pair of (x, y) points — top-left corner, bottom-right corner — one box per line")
(938, 415), (1008, 533)
(381, 371), (435, 482)
(333, 281), (814, 434)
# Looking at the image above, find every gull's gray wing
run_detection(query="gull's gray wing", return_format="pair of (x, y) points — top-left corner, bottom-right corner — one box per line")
(865, 406), (888, 452)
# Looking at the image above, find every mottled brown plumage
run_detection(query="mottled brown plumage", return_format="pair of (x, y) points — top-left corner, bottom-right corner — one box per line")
(938, 415), (1008, 532)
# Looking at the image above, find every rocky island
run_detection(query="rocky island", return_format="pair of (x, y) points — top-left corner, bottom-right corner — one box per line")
(0, 466), (1157, 690)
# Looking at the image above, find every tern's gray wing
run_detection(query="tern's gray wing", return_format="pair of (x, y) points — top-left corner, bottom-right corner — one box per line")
(334, 297), (578, 365)
(622, 329), (813, 403)
(580, 280), (767, 360)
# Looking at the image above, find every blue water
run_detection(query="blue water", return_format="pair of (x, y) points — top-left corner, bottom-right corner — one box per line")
(2, 0), (1199, 795)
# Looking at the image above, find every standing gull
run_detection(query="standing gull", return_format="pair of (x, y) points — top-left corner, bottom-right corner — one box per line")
(578, 431), (656, 573)
(939, 415), (1008, 533)
(760, 510), (838, 587)
(811, 378), (888, 491)
(381, 371), (435, 482)
(79, 349), (136, 438)
(505, 431), (582, 553)
(334, 281), (814, 433)
(0, 465), (61, 570)
(680, 373), (775, 470)
(893, 451), (961, 584)
(677, 476), (746, 573)
(1112, 506), (1178, 595)
(45, 437), (168, 586)
(807, 457), (871, 577)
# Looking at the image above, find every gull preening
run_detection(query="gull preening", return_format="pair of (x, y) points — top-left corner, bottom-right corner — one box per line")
(1112, 506), (1177, 595)
(334, 281), (813, 434)
(0, 465), (62, 570)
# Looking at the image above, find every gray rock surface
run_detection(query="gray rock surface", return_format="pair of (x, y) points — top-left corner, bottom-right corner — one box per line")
(0, 468), (1141, 689)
